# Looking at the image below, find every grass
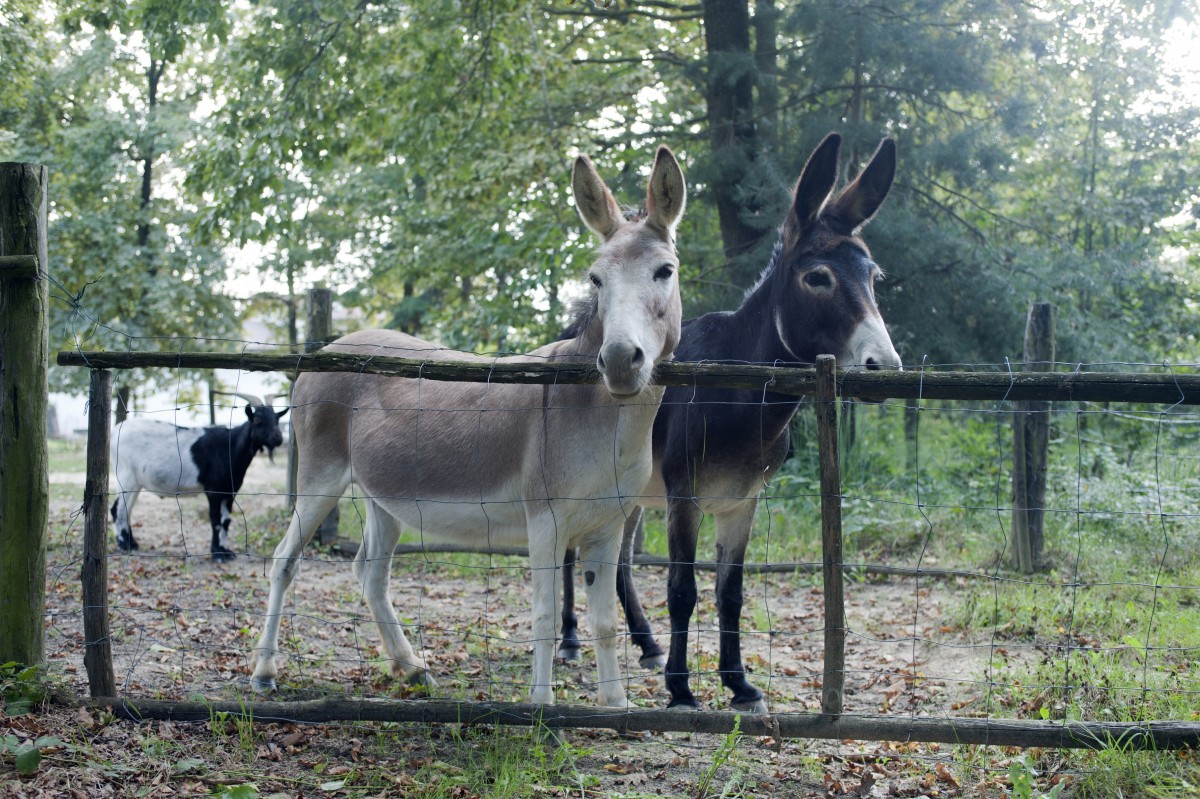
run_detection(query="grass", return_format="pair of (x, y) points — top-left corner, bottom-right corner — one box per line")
(39, 397), (1200, 797)
(47, 437), (88, 473)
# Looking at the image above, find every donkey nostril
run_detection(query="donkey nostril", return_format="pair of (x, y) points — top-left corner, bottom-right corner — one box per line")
(597, 352), (606, 371)
(865, 358), (880, 371)
(631, 348), (645, 368)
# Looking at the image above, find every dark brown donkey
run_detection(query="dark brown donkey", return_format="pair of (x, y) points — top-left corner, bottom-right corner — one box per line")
(559, 133), (901, 711)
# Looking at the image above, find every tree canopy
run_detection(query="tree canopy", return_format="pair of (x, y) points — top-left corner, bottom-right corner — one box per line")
(2, 0), (1197, 388)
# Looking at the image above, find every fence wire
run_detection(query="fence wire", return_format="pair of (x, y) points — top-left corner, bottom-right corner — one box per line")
(41, 325), (1200, 793)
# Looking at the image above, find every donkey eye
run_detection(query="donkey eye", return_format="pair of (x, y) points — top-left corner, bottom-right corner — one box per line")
(654, 264), (674, 281)
(804, 270), (832, 289)
(589, 274), (602, 288)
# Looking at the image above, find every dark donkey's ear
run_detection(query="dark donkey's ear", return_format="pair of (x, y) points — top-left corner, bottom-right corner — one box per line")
(827, 137), (896, 232)
(784, 132), (842, 248)
(275, 406), (289, 419)
(245, 405), (255, 420)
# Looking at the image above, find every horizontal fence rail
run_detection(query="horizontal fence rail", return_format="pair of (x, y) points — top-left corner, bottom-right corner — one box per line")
(55, 348), (1200, 754)
(56, 349), (1200, 404)
(91, 697), (1200, 751)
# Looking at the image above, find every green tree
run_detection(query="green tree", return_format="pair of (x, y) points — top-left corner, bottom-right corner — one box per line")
(7, 1), (239, 395)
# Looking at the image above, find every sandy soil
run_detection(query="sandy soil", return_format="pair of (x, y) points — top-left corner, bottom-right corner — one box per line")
(17, 451), (1014, 797)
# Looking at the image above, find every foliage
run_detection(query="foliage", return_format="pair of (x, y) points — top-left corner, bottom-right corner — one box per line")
(694, 715), (745, 799)
(0, 733), (65, 777)
(1, 0), (1197, 388)
(1007, 754), (1065, 799)
(0, 662), (50, 716)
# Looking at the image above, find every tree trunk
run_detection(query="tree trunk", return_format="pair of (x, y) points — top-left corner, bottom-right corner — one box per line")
(703, 0), (762, 274)
(753, 0), (778, 154)
(138, 59), (163, 276)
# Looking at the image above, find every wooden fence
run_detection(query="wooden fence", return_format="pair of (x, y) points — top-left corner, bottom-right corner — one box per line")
(52, 346), (1200, 750)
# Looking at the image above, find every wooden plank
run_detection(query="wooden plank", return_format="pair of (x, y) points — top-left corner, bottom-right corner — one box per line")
(56, 350), (1200, 405)
(0, 162), (49, 667)
(87, 696), (1200, 750)
(1023, 302), (1055, 570)
(816, 355), (845, 716)
(304, 285), (339, 542)
(82, 369), (116, 697)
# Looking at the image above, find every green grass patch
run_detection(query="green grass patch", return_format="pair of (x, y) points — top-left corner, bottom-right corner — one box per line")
(47, 437), (87, 473)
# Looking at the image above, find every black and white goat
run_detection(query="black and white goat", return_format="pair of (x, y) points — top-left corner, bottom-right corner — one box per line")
(110, 392), (288, 561)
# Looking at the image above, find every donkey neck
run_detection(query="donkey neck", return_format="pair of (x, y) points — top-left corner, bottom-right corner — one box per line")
(731, 253), (801, 368)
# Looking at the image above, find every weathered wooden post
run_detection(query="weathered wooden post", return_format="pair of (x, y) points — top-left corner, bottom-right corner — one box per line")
(305, 283), (340, 545)
(82, 369), (116, 697)
(1011, 302), (1056, 573)
(0, 163), (50, 667)
(816, 355), (845, 716)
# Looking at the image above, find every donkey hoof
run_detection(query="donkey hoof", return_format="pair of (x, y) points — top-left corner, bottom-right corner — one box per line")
(407, 670), (437, 691)
(211, 549), (237, 563)
(556, 645), (582, 662)
(666, 700), (702, 712)
(250, 676), (277, 694)
(731, 696), (769, 714)
(638, 652), (667, 670)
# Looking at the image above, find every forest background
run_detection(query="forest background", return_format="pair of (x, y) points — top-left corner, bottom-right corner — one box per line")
(2, 0), (1199, 398)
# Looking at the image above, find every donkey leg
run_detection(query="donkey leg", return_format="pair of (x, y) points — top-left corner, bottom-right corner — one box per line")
(664, 499), (703, 709)
(558, 548), (581, 661)
(714, 501), (767, 713)
(355, 501), (433, 688)
(616, 508), (665, 669)
(527, 515), (568, 706)
(251, 481), (344, 693)
(577, 526), (633, 708)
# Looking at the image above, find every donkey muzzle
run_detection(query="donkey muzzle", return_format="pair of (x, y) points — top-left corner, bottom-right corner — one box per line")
(597, 339), (650, 397)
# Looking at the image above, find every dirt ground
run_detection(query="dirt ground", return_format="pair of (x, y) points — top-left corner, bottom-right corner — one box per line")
(2, 453), (1021, 797)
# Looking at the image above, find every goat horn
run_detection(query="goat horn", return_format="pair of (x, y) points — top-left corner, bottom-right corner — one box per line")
(213, 390), (264, 406)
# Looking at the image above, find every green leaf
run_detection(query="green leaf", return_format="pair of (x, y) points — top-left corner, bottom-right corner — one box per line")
(14, 745), (41, 775)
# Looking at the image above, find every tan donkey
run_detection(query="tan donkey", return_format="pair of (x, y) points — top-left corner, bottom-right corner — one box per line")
(252, 148), (687, 708)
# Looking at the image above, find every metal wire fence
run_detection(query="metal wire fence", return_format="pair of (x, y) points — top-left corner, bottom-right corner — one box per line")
(41, 342), (1200, 759)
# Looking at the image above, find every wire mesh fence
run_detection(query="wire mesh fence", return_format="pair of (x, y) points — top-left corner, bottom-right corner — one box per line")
(40, 342), (1200, 759)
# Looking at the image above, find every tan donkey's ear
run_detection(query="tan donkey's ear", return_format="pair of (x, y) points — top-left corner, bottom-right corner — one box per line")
(645, 145), (686, 236)
(573, 155), (624, 241)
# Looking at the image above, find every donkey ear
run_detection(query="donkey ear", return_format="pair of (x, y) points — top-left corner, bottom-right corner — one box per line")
(828, 137), (896, 231)
(572, 155), (623, 241)
(645, 145), (686, 235)
(784, 132), (842, 245)
(276, 406), (289, 419)
(245, 405), (255, 420)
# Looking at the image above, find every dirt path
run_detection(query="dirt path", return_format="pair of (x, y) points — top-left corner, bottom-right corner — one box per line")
(24, 455), (1003, 797)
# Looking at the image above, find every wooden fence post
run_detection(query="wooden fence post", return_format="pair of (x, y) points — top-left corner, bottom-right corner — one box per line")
(816, 355), (845, 716)
(305, 284), (340, 544)
(0, 162), (50, 667)
(1011, 302), (1056, 573)
(83, 369), (116, 697)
